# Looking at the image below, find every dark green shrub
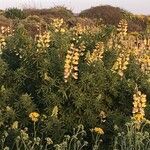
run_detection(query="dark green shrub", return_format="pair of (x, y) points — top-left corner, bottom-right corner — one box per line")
(4, 8), (27, 19)
(49, 6), (74, 20)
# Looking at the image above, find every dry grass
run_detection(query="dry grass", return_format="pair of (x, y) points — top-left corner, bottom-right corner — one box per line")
(0, 15), (12, 27)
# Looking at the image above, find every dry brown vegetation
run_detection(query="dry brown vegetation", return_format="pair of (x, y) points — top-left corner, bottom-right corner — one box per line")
(79, 5), (149, 32)
(0, 15), (12, 27)
(0, 5), (149, 34)
(24, 6), (74, 21)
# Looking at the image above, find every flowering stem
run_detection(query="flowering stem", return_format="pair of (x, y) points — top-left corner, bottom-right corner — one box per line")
(44, 144), (48, 150)
(33, 122), (36, 139)
(21, 139), (28, 150)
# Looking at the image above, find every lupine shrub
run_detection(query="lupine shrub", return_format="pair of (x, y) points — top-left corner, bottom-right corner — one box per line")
(0, 16), (150, 150)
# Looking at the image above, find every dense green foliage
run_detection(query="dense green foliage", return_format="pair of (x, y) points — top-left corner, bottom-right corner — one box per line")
(0, 8), (150, 150)
(4, 8), (27, 19)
